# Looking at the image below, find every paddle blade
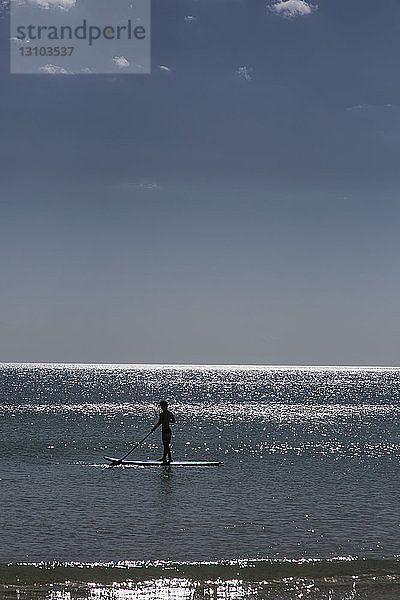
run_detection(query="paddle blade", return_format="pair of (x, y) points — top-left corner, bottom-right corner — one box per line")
(104, 456), (122, 466)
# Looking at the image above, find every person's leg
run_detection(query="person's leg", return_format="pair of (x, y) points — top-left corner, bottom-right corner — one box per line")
(161, 429), (172, 463)
(162, 440), (168, 462)
(167, 441), (172, 462)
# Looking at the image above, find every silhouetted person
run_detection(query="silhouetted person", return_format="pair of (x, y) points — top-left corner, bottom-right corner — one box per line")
(152, 400), (175, 464)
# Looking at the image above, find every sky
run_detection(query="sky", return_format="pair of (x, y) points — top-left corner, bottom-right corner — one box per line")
(1, 0), (400, 365)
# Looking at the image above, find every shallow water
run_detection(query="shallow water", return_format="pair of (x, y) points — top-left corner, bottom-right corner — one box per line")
(1, 364), (400, 598)
(2, 559), (400, 600)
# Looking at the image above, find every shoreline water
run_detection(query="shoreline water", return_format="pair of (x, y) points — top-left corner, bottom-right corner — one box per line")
(2, 558), (400, 600)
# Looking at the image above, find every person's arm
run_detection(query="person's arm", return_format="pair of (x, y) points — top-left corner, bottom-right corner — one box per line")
(152, 414), (161, 432)
(170, 412), (176, 424)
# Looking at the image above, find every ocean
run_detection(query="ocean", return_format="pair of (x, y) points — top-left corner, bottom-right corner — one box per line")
(1, 363), (400, 599)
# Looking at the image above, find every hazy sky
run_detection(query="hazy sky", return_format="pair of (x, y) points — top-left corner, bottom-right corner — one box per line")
(1, 0), (400, 365)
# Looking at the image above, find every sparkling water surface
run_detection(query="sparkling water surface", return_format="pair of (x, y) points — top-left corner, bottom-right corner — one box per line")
(1, 364), (400, 566)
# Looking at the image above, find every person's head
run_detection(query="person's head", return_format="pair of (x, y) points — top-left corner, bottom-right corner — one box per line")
(160, 400), (168, 411)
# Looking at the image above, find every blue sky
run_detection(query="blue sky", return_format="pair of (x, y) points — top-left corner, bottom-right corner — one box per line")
(1, 0), (400, 365)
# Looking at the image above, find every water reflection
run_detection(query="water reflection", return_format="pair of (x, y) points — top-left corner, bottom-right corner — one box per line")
(158, 465), (173, 494)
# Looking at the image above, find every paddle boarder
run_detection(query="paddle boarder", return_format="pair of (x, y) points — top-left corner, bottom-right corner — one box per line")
(152, 400), (176, 464)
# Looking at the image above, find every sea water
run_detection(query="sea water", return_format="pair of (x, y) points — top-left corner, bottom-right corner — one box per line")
(1, 363), (400, 599)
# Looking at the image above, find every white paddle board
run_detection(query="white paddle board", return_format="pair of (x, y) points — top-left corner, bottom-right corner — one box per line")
(104, 456), (222, 466)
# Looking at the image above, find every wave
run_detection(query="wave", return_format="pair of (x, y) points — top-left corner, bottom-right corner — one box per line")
(2, 557), (400, 584)
(3, 559), (400, 600)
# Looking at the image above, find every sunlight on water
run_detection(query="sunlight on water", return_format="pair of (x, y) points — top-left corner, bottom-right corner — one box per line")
(2, 364), (400, 564)
(2, 401), (400, 421)
(3, 576), (400, 600)
(43, 579), (266, 600)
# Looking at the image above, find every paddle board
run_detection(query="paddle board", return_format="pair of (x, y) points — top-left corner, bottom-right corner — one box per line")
(104, 456), (222, 466)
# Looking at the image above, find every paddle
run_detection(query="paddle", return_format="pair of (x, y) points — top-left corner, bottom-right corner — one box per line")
(105, 429), (154, 466)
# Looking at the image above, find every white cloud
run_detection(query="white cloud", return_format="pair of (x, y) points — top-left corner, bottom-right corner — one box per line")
(139, 183), (159, 191)
(25, 0), (76, 10)
(113, 56), (130, 69)
(269, 1), (315, 19)
(116, 181), (159, 192)
(346, 104), (370, 111)
(40, 63), (72, 74)
(235, 65), (252, 82)
(346, 103), (396, 111)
